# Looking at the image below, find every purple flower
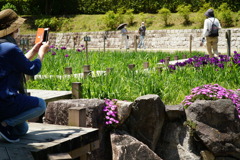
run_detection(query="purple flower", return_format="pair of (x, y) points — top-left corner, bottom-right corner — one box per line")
(234, 51), (238, 54)
(76, 49), (82, 52)
(61, 46), (67, 50)
(182, 84), (240, 118)
(50, 45), (55, 48)
(51, 51), (56, 55)
(64, 54), (69, 57)
(159, 59), (165, 63)
(103, 99), (119, 127)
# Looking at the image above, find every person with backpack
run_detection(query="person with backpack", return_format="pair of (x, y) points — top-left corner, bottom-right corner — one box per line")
(0, 9), (49, 143)
(200, 9), (221, 58)
(138, 22), (146, 49)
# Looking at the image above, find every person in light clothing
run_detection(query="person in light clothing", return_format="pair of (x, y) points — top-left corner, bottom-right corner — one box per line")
(120, 25), (129, 49)
(200, 9), (221, 58)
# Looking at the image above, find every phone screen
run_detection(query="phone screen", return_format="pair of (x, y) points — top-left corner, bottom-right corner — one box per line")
(43, 29), (49, 42)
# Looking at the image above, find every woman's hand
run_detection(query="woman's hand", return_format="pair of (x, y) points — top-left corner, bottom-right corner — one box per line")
(38, 41), (50, 61)
(25, 41), (43, 60)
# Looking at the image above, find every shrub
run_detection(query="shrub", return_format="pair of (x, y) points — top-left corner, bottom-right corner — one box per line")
(194, 3), (211, 28)
(125, 9), (134, 26)
(139, 12), (147, 22)
(217, 3), (233, 27)
(35, 17), (69, 31)
(158, 7), (171, 26)
(103, 10), (124, 30)
(177, 4), (192, 25)
(1, 2), (17, 12)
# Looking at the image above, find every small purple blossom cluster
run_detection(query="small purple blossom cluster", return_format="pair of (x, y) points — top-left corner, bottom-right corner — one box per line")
(76, 44), (85, 52)
(159, 51), (240, 71)
(103, 99), (119, 126)
(182, 84), (240, 118)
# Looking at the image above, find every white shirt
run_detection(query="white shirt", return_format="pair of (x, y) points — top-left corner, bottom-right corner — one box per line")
(202, 17), (221, 37)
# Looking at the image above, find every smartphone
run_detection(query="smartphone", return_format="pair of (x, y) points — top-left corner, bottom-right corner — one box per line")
(35, 28), (49, 44)
(42, 28), (49, 42)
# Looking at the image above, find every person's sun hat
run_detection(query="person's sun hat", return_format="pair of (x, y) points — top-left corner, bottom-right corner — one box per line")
(204, 9), (214, 17)
(0, 9), (25, 38)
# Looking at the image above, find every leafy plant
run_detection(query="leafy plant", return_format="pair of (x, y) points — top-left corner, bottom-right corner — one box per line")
(158, 7), (171, 26)
(1, 2), (17, 11)
(103, 10), (123, 30)
(217, 3), (233, 27)
(177, 4), (192, 25)
(125, 9), (135, 26)
(35, 17), (70, 31)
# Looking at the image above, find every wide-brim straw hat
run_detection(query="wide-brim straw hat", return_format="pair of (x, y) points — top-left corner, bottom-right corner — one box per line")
(0, 9), (25, 38)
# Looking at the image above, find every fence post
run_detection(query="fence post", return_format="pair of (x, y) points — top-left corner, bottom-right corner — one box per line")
(72, 82), (82, 99)
(68, 107), (86, 127)
(134, 35), (138, 52)
(106, 67), (113, 74)
(189, 35), (193, 53)
(64, 67), (72, 75)
(143, 62), (149, 69)
(226, 30), (231, 56)
(128, 64), (135, 70)
(174, 56), (179, 60)
(83, 65), (91, 72)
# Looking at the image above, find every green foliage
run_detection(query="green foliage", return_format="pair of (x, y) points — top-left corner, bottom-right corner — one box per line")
(125, 9), (135, 26)
(158, 8), (171, 26)
(139, 12), (147, 22)
(1, 2), (17, 12)
(35, 17), (70, 31)
(217, 3), (233, 27)
(103, 11), (119, 30)
(194, 3), (212, 28)
(234, 11), (240, 26)
(177, 4), (192, 25)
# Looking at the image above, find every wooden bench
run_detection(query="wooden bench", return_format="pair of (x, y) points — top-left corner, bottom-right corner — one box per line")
(0, 123), (99, 160)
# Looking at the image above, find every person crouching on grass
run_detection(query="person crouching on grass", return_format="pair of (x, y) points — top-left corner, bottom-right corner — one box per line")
(0, 9), (49, 143)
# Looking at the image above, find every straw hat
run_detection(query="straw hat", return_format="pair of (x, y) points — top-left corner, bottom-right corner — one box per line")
(0, 9), (25, 38)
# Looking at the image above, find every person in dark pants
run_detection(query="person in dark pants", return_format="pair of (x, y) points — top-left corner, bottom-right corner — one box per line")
(138, 22), (146, 49)
(0, 9), (50, 143)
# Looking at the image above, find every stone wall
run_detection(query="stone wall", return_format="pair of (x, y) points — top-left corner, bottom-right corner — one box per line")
(17, 28), (240, 51)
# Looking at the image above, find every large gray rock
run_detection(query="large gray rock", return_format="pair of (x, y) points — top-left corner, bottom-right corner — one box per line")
(165, 104), (185, 121)
(111, 130), (162, 160)
(125, 94), (165, 151)
(44, 99), (109, 160)
(156, 121), (201, 160)
(116, 100), (133, 125)
(185, 99), (240, 159)
(44, 99), (105, 127)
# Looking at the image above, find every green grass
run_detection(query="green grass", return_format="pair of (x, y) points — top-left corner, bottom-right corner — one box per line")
(27, 49), (240, 105)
